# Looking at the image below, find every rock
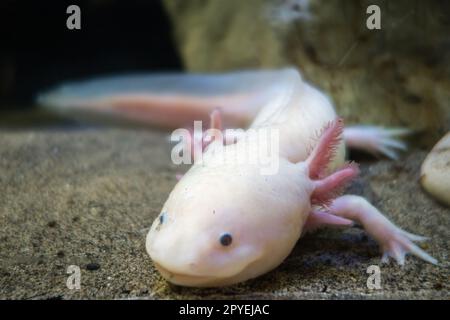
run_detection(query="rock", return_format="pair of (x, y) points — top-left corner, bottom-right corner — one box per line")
(421, 132), (450, 207)
(0, 128), (448, 299)
(86, 263), (101, 271)
(163, 0), (450, 147)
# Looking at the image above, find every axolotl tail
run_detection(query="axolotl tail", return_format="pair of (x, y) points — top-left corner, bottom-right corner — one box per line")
(37, 69), (300, 130)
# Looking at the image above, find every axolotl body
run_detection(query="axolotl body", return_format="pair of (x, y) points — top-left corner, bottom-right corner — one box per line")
(38, 68), (437, 287)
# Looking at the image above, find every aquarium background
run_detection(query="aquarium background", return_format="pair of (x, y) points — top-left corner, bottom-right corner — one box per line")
(0, 0), (182, 115)
(0, 0), (449, 146)
(0, 0), (448, 300)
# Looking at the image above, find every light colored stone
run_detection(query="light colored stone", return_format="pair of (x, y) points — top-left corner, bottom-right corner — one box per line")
(421, 132), (450, 207)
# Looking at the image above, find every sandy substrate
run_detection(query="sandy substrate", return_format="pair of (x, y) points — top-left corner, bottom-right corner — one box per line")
(0, 128), (448, 299)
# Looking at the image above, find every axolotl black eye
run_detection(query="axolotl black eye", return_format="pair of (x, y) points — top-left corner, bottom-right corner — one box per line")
(219, 233), (233, 246)
(155, 212), (166, 231)
(159, 213), (165, 225)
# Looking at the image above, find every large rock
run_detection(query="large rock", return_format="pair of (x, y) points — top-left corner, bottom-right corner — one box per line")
(163, 0), (450, 147)
(0, 128), (448, 299)
(421, 132), (450, 206)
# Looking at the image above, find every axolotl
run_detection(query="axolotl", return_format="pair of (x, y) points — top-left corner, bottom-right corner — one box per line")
(38, 68), (437, 287)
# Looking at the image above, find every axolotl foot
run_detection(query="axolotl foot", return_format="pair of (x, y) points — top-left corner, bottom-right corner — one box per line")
(325, 195), (438, 265)
(344, 126), (411, 160)
(304, 119), (436, 266)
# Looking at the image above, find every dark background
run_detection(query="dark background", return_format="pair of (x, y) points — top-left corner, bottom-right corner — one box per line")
(0, 0), (182, 110)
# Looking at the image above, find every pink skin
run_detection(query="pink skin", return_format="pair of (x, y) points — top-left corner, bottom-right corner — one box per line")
(39, 70), (437, 284)
(325, 195), (437, 265)
(344, 126), (410, 160)
(39, 70), (410, 162)
(301, 119), (437, 265)
(184, 113), (437, 265)
(176, 109), (224, 181)
(176, 109), (244, 181)
(311, 163), (359, 205)
(303, 210), (353, 234)
(305, 119), (360, 206)
(176, 112), (411, 180)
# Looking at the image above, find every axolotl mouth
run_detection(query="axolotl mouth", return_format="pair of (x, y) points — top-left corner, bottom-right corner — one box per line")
(153, 262), (223, 287)
(150, 244), (266, 287)
(152, 259), (265, 287)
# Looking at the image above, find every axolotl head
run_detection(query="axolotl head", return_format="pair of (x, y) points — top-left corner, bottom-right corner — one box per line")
(145, 159), (311, 287)
(146, 119), (353, 287)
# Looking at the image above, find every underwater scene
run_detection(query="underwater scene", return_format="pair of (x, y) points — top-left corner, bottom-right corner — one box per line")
(0, 0), (449, 302)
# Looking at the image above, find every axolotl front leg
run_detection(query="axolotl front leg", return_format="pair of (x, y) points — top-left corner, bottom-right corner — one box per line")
(305, 196), (437, 265)
(303, 119), (437, 265)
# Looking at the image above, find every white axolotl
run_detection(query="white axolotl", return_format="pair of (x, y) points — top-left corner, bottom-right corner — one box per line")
(38, 68), (437, 287)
